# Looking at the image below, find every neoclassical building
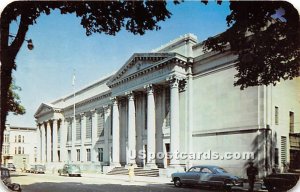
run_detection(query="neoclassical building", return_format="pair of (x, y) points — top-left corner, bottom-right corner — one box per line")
(34, 34), (300, 177)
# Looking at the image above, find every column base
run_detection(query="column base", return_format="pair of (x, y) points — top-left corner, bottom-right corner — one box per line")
(145, 163), (158, 169)
(110, 162), (121, 167)
(125, 163), (138, 168)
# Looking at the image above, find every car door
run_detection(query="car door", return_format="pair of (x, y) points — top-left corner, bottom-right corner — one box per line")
(183, 167), (201, 184)
(63, 165), (68, 174)
(199, 167), (213, 185)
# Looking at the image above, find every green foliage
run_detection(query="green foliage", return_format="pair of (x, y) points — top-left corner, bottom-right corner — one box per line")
(8, 80), (25, 115)
(204, 1), (300, 89)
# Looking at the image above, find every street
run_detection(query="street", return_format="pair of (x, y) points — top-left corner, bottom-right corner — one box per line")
(10, 172), (216, 192)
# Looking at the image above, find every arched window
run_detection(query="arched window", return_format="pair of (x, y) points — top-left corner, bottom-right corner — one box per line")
(15, 136), (17, 143)
(15, 147), (17, 154)
(18, 146), (21, 154)
(22, 136), (25, 143)
(18, 135), (21, 143)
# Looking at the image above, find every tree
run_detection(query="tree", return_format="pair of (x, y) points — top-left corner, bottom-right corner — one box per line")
(0, 1), (172, 163)
(8, 79), (26, 115)
(203, 1), (299, 89)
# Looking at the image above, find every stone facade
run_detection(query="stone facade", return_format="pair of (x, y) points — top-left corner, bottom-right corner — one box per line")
(2, 125), (38, 170)
(34, 34), (300, 178)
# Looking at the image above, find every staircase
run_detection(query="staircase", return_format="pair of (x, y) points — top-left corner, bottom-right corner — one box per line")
(107, 167), (159, 177)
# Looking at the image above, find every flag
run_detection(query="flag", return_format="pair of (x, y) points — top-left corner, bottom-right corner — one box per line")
(72, 70), (75, 86)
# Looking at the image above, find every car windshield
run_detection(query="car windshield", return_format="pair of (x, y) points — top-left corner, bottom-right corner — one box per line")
(69, 165), (79, 169)
(214, 167), (228, 173)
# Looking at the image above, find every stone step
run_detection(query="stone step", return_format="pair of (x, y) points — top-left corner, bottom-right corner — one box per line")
(106, 167), (159, 177)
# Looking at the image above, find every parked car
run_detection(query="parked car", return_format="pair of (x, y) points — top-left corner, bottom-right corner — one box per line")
(58, 164), (81, 177)
(32, 165), (45, 174)
(171, 165), (243, 190)
(263, 172), (299, 192)
(25, 165), (35, 173)
(6, 163), (16, 172)
(1, 167), (22, 192)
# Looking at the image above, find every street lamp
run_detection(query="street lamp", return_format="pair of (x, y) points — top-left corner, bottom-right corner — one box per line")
(9, 34), (34, 50)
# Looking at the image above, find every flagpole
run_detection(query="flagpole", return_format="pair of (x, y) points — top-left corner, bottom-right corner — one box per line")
(72, 69), (76, 163)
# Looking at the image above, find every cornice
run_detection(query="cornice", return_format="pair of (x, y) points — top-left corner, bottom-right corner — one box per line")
(108, 53), (188, 88)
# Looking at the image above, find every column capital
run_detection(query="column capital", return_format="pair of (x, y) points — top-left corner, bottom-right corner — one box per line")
(103, 105), (111, 114)
(166, 75), (181, 88)
(144, 84), (154, 94)
(110, 97), (118, 105)
(125, 91), (134, 100)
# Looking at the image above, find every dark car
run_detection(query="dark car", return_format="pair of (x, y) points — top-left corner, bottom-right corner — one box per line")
(263, 173), (299, 192)
(7, 163), (16, 172)
(171, 165), (243, 190)
(58, 164), (81, 177)
(1, 167), (22, 192)
(32, 165), (45, 174)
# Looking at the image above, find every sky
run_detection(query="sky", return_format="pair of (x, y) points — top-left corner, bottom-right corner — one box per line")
(4, 1), (296, 128)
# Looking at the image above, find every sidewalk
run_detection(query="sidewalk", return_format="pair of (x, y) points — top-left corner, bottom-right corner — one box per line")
(231, 182), (268, 192)
(81, 173), (171, 184)
(82, 173), (269, 191)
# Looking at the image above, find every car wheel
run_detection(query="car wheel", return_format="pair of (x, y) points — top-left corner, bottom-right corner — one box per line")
(68, 174), (72, 177)
(223, 180), (233, 192)
(174, 178), (182, 187)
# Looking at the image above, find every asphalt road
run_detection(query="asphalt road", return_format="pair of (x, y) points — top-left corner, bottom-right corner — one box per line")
(10, 172), (216, 192)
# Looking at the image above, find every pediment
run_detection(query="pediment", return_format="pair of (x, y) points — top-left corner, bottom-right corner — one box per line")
(34, 103), (60, 118)
(107, 53), (181, 87)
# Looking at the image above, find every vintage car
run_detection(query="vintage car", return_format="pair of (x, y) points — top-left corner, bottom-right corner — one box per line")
(263, 172), (299, 192)
(58, 164), (81, 177)
(32, 165), (45, 174)
(6, 163), (16, 172)
(1, 167), (22, 192)
(171, 165), (243, 190)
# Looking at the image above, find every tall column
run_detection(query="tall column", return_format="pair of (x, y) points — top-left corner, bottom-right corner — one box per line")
(81, 113), (86, 162)
(60, 119), (67, 162)
(145, 84), (157, 168)
(91, 109), (98, 162)
(71, 117), (76, 162)
(126, 91), (136, 165)
(46, 121), (52, 162)
(169, 76), (180, 166)
(111, 97), (120, 167)
(103, 105), (111, 164)
(52, 119), (58, 162)
(36, 124), (41, 163)
(41, 125), (46, 163)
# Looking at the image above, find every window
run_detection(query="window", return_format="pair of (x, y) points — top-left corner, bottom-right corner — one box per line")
(15, 147), (17, 154)
(86, 115), (92, 139)
(22, 147), (24, 154)
(76, 117), (81, 140)
(67, 121), (72, 142)
(22, 136), (24, 143)
(76, 149), (80, 162)
(18, 135), (21, 143)
(188, 167), (201, 172)
(97, 112), (104, 137)
(58, 122), (61, 144)
(15, 136), (17, 143)
(86, 149), (91, 162)
(145, 96), (147, 130)
(281, 136), (287, 164)
(274, 148), (279, 165)
(290, 111), (294, 133)
(275, 106), (279, 125)
(201, 168), (213, 174)
(18, 146), (21, 154)
(98, 148), (103, 162)
(165, 88), (170, 127)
